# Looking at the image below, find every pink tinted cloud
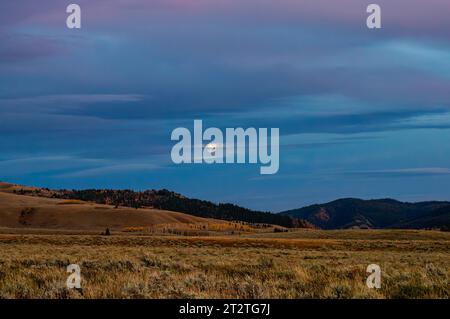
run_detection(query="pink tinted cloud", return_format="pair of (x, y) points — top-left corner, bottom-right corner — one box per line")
(2, 0), (449, 37)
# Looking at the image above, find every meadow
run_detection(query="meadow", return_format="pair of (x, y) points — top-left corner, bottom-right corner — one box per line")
(0, 229), (448, 299)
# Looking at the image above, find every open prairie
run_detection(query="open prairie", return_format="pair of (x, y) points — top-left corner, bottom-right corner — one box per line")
(0, 230), (448, 299)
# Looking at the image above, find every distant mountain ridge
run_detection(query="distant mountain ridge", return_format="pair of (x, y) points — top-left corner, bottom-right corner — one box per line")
(280, 198), (450, 230)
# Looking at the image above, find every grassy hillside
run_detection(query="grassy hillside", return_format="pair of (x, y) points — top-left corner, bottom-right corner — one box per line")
(0, 181), (300, 228)
(0, 191), (216, 231)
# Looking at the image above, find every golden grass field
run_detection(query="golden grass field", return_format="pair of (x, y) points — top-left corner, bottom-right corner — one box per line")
(0, 230), (448, 299)
(0, 184), (449, 299)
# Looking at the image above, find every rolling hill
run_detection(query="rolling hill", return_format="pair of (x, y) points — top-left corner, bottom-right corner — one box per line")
(0, 182), (300, 228)
(0, 181), (304, 229)
(0, 186), (216, 231)
(280, 198), (450, 230)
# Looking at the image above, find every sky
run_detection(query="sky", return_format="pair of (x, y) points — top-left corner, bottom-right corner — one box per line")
(1, 0), (450, 211)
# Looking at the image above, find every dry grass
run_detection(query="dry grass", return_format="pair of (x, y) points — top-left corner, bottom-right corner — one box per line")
(0, 191), (223, 231)
(0, 230), (448, 299)
(0, 191), (270, 237)
(57, 200), (85, 205)
(1, 182), (447, 299)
